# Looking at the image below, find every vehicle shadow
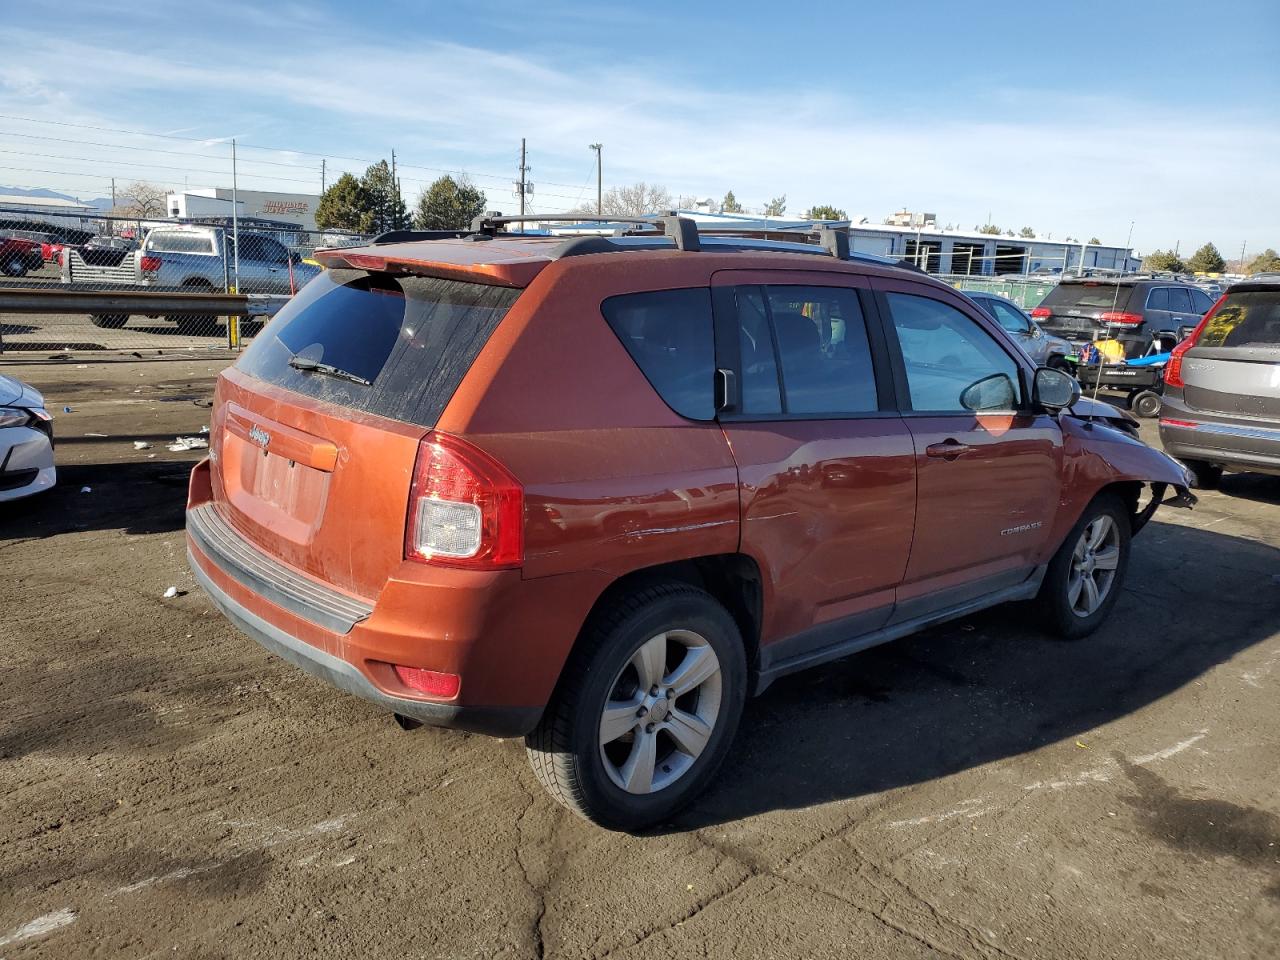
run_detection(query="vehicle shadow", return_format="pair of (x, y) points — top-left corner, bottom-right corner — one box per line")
(0, 460), (193, 538)
(1215, 472), (1280, 506)
(672, 520), (1280, 830)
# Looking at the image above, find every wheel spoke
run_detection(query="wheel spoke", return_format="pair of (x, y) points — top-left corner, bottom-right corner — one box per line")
(665, 644), (719, 698)
(599, 698), (641, 746)
(620, 730), (657, 793)
(630, 634), (667, 691)
(1093, 546), (1120, 571)
(665, 707), (713, 758)
(1082, 573), (1101, 613)
(1087, 516), (1112, 550)
(1068, 571), (1084, 608)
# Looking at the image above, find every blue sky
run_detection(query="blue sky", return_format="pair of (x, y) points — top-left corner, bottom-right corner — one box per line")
(2, 0), (1278, 253)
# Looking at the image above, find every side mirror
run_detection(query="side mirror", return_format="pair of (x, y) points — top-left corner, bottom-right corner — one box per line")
(1033, 366), (1081, 411)
(960, 373), (1018, 412)
(1177, 324), (1195, 340)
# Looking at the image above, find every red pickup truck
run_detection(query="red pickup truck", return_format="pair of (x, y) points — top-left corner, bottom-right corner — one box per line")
(0, 235), (45, 277)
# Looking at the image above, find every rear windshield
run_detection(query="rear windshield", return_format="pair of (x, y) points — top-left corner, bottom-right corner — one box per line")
(148, 232), (216, 254)
(1044, 282), (1134, 309)
(236, 269), (520, 427)
(1198, 291), (1280, 348)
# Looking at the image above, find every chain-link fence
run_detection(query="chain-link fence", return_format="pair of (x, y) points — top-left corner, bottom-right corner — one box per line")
(0, 206), (368, 354)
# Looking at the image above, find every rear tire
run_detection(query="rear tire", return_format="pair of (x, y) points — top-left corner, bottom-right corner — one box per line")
(525, 582), (747, 831)
(3, 257), (26, 278)
(1037, 495), (1131, 640)
(167, 279), (217, 335)
(1183, 460), (1223, 490)
(1131, 390), (1162, 418)
(90, 313), (128, 329)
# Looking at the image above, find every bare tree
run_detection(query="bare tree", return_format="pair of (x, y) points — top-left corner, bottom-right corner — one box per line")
(575, 182), (673, 218)
(114, 181), (168, 218)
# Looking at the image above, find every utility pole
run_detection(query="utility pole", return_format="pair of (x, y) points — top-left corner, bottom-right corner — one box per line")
(391, 150), (399, 229)
(1239, 240), (1247, 273)
(516, 138), (532, 233)
(231, 138), (240, 291)
(321, 158), (326, 194)
(589, 143), (603, 215)
(110, 177), (116, 211)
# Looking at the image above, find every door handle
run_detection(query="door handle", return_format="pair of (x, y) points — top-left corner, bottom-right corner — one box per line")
(926, 439), (973, 460)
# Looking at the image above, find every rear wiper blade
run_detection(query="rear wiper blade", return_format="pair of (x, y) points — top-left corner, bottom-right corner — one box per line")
(287, 355), (371, 386)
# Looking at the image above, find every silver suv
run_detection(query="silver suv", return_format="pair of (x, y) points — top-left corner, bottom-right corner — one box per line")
(1160, 280), (1280, 487)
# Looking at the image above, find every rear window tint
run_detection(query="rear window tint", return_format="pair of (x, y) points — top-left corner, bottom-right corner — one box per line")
(1198, 291), (1280, 348)
(236, 269), (519, 427)
(147, 232), (216, 254)
(1044, 283), (1134, 309)
(601, 288), (715, 420)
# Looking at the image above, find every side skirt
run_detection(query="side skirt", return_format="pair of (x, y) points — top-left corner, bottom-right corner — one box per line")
(753, 565), (1047, 695)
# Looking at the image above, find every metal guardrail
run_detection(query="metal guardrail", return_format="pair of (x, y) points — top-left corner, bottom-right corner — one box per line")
(0, 287), (289, 317)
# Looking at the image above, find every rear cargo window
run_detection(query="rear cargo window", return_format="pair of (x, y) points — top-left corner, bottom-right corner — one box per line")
(601, 288), (714, 420)
(1198, 291), (1280, 347)
(147, 232), (216, 254)
(1044, 283), (1134, 309)
(236, 269), (519, 427)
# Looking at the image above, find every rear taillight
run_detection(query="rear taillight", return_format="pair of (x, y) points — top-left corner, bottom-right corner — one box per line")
(1164, 294), (1223, 388)
(405, 432), (523, 569)
(1030, 306), (1051, 319)
(393, 665), (461, 699)
(1100, 311), (1144, 326)
(140, 255), (162, 272)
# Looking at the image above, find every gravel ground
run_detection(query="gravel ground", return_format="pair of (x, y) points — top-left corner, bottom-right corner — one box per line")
(1, 358), (1278, 960)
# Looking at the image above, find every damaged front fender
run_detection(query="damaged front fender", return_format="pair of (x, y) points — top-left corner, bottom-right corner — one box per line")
(1055, 414), (1196, 540)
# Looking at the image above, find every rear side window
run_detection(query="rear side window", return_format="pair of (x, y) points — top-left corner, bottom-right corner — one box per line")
(601, 288), (715, 420)
(765, 286), (878, 414)
(1147, 288), (1170, 311)
(147, 232), (216, 254)
(1198, 291), (1280, 347)
(237, 269), (519, 427)
(1046, 283), (1134, 309)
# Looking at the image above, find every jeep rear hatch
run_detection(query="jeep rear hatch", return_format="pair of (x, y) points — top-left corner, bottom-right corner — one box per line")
(209, 267), (523, 598)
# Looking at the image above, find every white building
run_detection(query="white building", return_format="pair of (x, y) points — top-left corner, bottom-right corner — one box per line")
(0, 193), (99, 230)
(166, 189), (320, 231)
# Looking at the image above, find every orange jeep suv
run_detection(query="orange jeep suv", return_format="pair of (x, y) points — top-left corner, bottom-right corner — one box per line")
(187, 215), (1194, 830)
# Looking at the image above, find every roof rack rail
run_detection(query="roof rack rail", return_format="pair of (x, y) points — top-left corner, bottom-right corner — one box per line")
(467, 211), (702, 251)
(371, 228), (468, 244)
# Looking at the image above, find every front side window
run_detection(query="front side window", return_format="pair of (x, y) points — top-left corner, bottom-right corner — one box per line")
(886, 292), (1023, 413)
(601, 288), (715, 420)
(1168, 288), (1193, 312)
(1190, 289), (1215, 313)
(987, 299), (1030, 334)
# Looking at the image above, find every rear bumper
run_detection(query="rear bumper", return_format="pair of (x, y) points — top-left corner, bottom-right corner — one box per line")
(189, 551), (540, 736)
(1159, 409), (1280, 475)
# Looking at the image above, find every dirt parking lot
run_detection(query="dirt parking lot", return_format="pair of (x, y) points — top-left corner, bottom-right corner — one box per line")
(2, 358), (1278, 960)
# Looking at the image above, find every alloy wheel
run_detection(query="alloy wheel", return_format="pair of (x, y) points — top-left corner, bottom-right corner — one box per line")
(598, 630), (723, 795)
(1067, 515), (1120, 617)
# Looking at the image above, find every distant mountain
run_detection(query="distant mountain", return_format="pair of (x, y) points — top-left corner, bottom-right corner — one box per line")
(0, 185), (114, 209)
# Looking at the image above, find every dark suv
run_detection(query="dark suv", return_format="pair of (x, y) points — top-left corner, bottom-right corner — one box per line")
(1032, 277), (1216, 359)
(187, 216), (1193, 830)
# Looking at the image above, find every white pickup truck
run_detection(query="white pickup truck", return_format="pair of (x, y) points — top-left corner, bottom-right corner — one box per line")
(63, 225), (319, 330)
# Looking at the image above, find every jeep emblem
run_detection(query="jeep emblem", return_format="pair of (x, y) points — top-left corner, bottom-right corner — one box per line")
(249, 425), (271, 449)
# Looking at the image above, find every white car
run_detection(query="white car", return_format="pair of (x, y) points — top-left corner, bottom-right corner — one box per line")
(0, 374), (55, 501)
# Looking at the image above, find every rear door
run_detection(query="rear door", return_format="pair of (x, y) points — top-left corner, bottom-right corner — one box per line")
(872, 278), (1063, 619)
(210, 268), (521, 598)
(1181, 288), (1280, 419)
(712, 270), (917, 647)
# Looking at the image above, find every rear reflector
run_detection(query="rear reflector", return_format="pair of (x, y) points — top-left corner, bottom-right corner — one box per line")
(140, 255), (162, 272)
(1160, 418), (1199, 429)
(1030, 306), (1050, 319)
(393, 665), (461, 699)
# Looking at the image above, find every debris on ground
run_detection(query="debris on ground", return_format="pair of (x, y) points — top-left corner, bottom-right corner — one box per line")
(162, 586), (179, 599)
(167, 436), (209, 452)
(133, 441), (151, 450)
(79, 486), (91, 493)
(84, 432), (107, 438)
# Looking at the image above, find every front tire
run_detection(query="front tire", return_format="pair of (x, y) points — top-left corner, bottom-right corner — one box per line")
(1131, 389), (1162, 418)
(1037, 495), (1131, 640)
(526, 582), (747, 831)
